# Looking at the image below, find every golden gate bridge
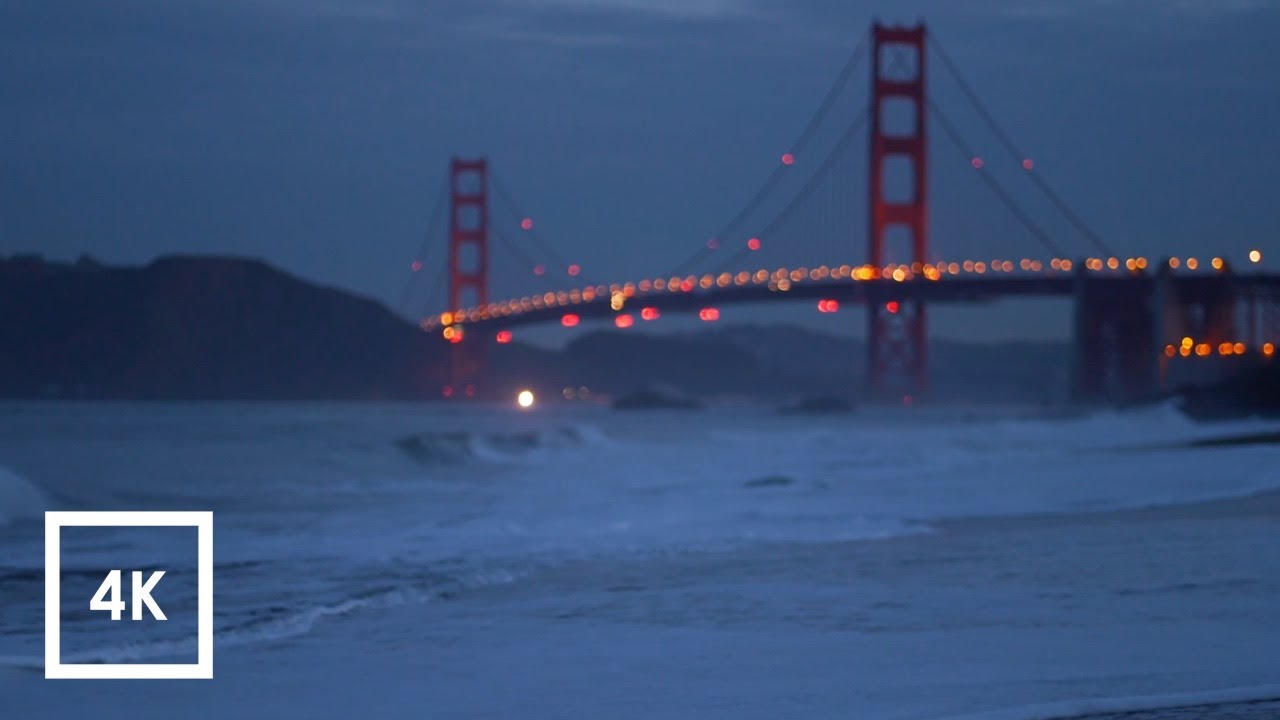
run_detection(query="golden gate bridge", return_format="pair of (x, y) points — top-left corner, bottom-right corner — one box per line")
(399, 21), (1280, 403)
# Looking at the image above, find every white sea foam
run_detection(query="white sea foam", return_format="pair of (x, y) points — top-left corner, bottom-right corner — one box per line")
(0, 563), (532, 669)
(0, 589), (434, 669)
(396, 422), (613, 467)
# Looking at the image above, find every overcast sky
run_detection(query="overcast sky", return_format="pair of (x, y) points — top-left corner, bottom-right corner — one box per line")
(2, 0), (1278, 343)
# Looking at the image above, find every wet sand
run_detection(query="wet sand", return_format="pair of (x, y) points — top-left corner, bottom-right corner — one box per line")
(416, 486), (1280, 719)
(1081, 700), (1280, 719)
(904, 489), (1280, 719)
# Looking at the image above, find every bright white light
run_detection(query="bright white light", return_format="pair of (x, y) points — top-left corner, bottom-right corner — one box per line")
(516, 390), (535, 409)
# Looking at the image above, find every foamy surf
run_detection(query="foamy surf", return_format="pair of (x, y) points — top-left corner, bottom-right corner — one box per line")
(395, 423), (612, 466)
(0, 559), (533, 670)
(0, 587), (439, 670)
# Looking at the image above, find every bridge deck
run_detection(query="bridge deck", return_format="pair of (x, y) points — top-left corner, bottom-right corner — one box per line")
(438, 272), (1280, 332)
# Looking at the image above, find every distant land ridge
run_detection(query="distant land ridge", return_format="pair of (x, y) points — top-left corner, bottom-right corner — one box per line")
(0, 254), (445, 399)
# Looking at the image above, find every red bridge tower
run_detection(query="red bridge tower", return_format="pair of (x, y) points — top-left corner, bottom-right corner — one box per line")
(447, 157), (489, 395)
(867, 22), (929, 398)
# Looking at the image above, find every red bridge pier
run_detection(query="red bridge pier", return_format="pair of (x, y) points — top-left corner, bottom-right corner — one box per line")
(1070, 266), (1157, 402)
(1071, 262), (1241, 403)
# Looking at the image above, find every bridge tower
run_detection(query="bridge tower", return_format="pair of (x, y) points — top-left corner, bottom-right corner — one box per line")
(447, 157), (489, 396)
(867, 22), (929, 399)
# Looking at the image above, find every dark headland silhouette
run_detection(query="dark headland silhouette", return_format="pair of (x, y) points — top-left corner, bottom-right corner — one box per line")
(1, 254), (451, 399)
(1, 254), (1273, 414)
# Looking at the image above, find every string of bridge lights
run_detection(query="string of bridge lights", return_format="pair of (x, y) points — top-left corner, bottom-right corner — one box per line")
(424, 250), (1265, 339)
(1165, 338), (1275, 359)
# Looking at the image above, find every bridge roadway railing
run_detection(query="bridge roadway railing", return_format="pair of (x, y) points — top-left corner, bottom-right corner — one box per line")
(429, 264), (1280, 403)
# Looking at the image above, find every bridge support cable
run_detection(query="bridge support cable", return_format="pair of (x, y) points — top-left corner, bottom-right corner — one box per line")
(492, 225), (563, 293)
(926, 97), (1066, 258)
(712, 104), (871, 273)
(667, 30), (872, 278)
(419, 259), (449, 322)
(490, 169), (597, 286)
(398, 169), (450, 318)
(927, 33), (1114, 257)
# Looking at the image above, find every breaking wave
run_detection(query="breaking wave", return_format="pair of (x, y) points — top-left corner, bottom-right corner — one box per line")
(0, 563), (529, 669)
(396, 423), (610, 466)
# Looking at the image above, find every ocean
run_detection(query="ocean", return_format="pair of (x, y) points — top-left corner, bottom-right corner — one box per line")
(0, 400), (1278, 719)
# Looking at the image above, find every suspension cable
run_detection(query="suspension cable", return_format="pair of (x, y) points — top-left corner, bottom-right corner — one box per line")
(713, 104), (871, 273)
(398, 169), (450, 317)
(492, 225), (561, 292)
(420, 257), (449, 319)
(927, 97), (1066, 257)
(928, 33), (1113, 256)
(490, 170), (597, 285)
(667, 29), (872, 277)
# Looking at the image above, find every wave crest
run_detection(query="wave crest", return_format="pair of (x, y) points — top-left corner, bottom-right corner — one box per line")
(396, 423), (610, 466)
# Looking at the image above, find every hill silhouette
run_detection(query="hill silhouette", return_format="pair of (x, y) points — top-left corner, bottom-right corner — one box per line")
(0, 254), (448, 399)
